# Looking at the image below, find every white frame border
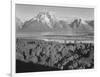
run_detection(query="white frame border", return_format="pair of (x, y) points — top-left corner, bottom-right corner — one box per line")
(11, 0), (95, 77)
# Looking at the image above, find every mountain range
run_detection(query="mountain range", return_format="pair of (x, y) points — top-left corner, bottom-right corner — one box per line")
(16, 11), (94, 37)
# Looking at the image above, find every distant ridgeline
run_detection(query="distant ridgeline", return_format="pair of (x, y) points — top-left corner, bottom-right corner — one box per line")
(42, 39), (94, 43)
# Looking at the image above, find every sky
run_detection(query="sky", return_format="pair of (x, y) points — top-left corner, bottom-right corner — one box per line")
(16, 4), (94, 22)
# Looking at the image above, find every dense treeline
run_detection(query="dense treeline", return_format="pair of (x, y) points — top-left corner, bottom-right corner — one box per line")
(16, 38), (94, 70)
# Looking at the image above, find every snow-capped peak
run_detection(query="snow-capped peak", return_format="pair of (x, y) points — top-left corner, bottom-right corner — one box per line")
(35, 11), (57, 28)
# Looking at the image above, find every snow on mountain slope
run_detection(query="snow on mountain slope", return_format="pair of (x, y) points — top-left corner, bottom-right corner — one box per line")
(16, 17), (23, 31)
(35, 11), (55, 28)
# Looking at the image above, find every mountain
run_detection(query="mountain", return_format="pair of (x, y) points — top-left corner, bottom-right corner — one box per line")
(85, 20), (94, 28)
(18, 11), (71, 33)
(69, 19), (94, 34)
(35, 11), (57, 28)
(20, 19), (52, 32)
(16, 11), (94, 36)
(16, 17), (23, 31)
